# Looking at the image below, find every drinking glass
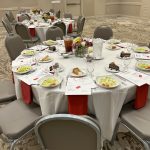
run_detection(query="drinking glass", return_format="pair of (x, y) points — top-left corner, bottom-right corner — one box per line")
(63, 36), (73, 53)
(86, 61), (94, 78)
(122, 57), (131, 72)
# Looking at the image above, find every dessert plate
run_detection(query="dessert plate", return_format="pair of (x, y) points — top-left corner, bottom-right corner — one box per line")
(70, 68), (87, 77)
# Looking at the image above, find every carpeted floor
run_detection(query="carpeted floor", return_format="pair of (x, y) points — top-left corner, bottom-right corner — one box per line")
(0, 16), (148, 149)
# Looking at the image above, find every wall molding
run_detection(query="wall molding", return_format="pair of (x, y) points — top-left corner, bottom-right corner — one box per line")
(106, 2), (142, 6)
(0, 7), (18, 11)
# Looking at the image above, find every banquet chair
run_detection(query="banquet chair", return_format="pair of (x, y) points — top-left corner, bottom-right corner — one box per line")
(112, 99), (150, 150)
(2, 17), (13, 34)
(93, 26), (113, 40)
(5, 34), (26, 60)
(0, 100), (42, 150)
(46, 26), (64, 41)
(68, 16), (85, 38)
(0, 80), (16, 103)
(15, 23), (39, 47)
(5, 11), (17, 25)
(53, 21), (66, 35)
(56, 10), (61, 18)
(34, 114), (101, 150)
(73, 16), (82, 32)
(64, 13), (72, 19)
(49, 9), (55, 14)
(18, 14), (30, 22)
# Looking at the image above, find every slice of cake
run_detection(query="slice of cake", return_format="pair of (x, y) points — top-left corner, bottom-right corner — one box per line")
(109, 62), (119, 71)
(72, 67), (82, 75)
(120, 51), (131, 58)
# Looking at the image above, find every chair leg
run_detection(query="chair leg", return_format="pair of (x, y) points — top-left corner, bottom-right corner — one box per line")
(10, 140), (17, 150)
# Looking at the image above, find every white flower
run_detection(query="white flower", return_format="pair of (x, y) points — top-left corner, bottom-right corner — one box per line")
(81, 41), (86, 47)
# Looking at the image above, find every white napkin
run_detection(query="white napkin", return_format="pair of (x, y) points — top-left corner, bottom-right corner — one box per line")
(134, 53), (150, 60)
(116, 69), (150, 86)
(65, 77), (97, 95)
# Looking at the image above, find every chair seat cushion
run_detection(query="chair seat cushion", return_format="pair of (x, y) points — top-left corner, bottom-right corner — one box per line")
(121, 99), (150, 138)
(0, 100), (41, 139)
(0, 80), (16, 102)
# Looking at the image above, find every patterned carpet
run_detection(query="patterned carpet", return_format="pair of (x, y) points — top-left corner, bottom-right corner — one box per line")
(0, 16), (148, 149)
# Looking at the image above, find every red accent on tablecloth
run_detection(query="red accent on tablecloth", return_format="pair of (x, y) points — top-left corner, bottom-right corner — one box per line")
(29, 28), (36, 37)
(68, 23), (73, 33)
(68, 95), (88, 115)
(134, 84), (149, 109)
(20, 81), (33, 104)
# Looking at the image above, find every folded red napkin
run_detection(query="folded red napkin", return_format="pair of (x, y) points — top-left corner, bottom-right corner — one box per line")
(68, 95), (88, 115)
(68, 23), (73, 33)
(20, 81), (33, 104)
(29, 28), (36, 37)
(134, 84), (149, 109)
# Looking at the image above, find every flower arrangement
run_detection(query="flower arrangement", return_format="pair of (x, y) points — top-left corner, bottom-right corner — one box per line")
(73, 37), (93, 57)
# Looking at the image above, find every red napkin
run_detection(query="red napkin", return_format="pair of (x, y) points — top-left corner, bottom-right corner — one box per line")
(68, 23), (73, 33)
(68, 95), (88, 115)
(134, 84), (149, 109)
(29, 28), (36, 37)
(20, 81), (33, 104)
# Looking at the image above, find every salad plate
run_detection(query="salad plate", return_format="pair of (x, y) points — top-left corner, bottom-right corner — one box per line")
(136, 61), (150, 71)
(13, 65), (33, 74)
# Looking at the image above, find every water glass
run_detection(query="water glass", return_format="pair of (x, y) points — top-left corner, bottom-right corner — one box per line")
(86, 61), (94, 78)
(122, 57), (131, 72)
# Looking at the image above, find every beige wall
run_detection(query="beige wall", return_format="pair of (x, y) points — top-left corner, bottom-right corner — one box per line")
(0, 0), (150, 18)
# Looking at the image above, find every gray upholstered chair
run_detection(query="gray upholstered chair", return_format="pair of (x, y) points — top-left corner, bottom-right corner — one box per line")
(49, 9), (55, 14)
(2, 17), (13, 34)
(64, 13), (72, 19)
(15, 23), (39, 47)
(46, 26), (64, 41)
(0, 80), (16, 103)
(35, 114), (101, 150)
(53, 21), (66, 35)
(93, 26), (113, 40)
(0, 100), (41, 150)
(5, 34), (26, 60)
(5, 11), (17, 25)
(112, 99), (150, 150)
(68, 16), (85, 38)
(18, 14), (30, 22)
(56, 10), (61, 18)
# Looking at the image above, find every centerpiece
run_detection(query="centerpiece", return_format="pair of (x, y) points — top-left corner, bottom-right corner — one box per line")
(73, 37), (93, 57)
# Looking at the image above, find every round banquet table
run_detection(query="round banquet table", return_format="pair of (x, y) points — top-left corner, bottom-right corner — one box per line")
(12, 42), (150, 141)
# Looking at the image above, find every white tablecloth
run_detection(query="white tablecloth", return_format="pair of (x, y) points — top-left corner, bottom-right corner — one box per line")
(13, 43), (150, 141)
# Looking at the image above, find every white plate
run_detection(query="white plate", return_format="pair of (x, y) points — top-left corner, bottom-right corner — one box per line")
(134, 47), (150, 53)
(107, 39), (121, 44)
(49, 64), (64, 72)
(106, 45), (120, 50)
(38, 75), (62, 88)
(70, 68), (87, 77)
(21, 50), (36, 56)
(13, 65), (32, 74)
(39, 56), (54, 63)
(116, 53), (133, 59)
(95, 75), (120, 89)
(43, 40), (57, 46)
(136, 61), (150, 71)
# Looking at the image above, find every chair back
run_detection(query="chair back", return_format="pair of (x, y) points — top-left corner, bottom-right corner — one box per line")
(77, 16), (85, 35)
(15, 23), (31, 41)
(93, 26), (113, 40)
(5, 11), (16, 23)
(46, 26), (63, 41)
(35, 114), (101, 150)
(53, 21), (66, 35)
(19, 14), (30, 22)
(77, 16), (82, 29)
(64, 13), (72, 19)
(56, 10), (61, 18)
(5, 34), (26, 60)
(49, 9), (55, 14)
(2, 17), (13, 34)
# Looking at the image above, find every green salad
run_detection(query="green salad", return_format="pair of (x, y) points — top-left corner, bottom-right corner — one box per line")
(22, 50), (35, 55)
(135, 47), (149, 53)
(41, 77), (59, 87)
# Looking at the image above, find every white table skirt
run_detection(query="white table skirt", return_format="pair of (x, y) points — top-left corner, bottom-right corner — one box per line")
(13, 43), (150, 141)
